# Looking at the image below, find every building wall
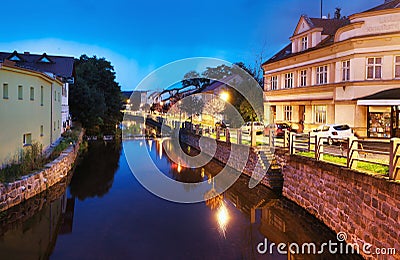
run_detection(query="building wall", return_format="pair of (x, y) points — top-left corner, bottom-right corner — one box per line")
(61, 82), (70, 133)
(0, 66), (62, 166)
(263, 8), (400, 136)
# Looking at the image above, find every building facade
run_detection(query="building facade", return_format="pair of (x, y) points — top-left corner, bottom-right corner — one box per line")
(262, 0), (400, 138)
(0, 51), (75, 134)
(0, 62), (63, 166)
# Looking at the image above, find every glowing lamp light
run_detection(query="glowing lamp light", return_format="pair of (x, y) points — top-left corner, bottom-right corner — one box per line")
(220, 92), (229, 102)
(177, 162), (182, 173)
(216, 201), (230, 237)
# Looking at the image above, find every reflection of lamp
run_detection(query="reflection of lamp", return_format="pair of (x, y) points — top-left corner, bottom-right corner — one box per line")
(216, 202), (230, 237)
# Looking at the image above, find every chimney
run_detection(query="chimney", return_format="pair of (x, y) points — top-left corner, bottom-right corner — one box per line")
(24, 51), (30, 55)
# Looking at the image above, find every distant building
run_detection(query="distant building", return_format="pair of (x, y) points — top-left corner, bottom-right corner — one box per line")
(0, 51), (75, 134)
(0, 61), (63, 166)
(262, 0), (400, 138)
(121, 90), (149, 111)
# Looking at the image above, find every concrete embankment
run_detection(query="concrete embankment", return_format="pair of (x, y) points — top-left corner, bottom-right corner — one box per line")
(0, 131), (83, 212)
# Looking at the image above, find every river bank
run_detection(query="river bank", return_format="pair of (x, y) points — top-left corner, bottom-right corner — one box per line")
(0, 130), (84, 212)
(179, 131), (399, 259)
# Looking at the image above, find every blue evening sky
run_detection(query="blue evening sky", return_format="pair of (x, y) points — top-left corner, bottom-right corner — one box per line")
(0, 0), (382, 90)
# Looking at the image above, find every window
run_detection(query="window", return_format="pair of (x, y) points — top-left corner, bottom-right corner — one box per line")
(284, 73), (293, 88)
(342, 60), (350, 81)
(40, 125), (44, 137)
(366, 57), (382, 79)
(40, 86), (44, 106)
(301, 36), (308, 51)
(30, 87), (34, 101)
(3, 84), (8, 99)
(54, 91), (57, 101)
(316, 65), (328, 85)
(23, 133), (32, 146)
(395, 56), (400, 78)
(271, 76), (278, 90)
(315, 105), (327, 124)
(58, 92), (61, 102)
(299, 70), (307, 87)
(18, 85), (23, 100)
(54, 121), (56, 131)
(284, 106), (292, 121)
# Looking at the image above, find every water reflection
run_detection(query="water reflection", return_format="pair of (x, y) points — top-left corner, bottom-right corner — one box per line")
(0, 139), (362, 259)
(69, 141), (122, 200)
(0, 177), (75, 259)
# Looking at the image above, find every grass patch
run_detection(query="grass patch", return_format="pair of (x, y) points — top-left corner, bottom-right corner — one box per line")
(296, 151), (388, 175)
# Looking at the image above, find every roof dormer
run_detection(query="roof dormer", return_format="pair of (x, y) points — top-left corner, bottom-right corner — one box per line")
(37, 53), (54, 63)
(290, 15), (349, 54)
(7, 51), (24, 62)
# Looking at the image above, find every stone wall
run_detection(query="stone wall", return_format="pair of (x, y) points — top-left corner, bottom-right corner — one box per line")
(0, 131), (83, 212)
(180, 132), (283, 191)
(276, 151), (400, 259)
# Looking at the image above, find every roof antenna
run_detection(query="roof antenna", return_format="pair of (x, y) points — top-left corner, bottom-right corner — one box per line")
(320, 0), (323, 18)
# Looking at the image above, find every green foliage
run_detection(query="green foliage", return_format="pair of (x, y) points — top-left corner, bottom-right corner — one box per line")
(180, 62), (264, 125)
(0, 142), (45, 183)
(182, 71), (210, 89)
(180, 95), (204, 121)
(70, 55), (123, 135)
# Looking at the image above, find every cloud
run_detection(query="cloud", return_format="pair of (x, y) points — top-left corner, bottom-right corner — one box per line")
(0, 38), (149, 90)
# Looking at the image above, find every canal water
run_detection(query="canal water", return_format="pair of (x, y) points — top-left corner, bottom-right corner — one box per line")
(0, 139), (361, 259)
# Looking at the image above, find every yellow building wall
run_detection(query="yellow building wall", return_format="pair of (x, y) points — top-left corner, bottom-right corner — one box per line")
(0, 67), (62, 166)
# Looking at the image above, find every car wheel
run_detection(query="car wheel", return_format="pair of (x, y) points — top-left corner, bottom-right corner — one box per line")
(328, 137), (333, 146)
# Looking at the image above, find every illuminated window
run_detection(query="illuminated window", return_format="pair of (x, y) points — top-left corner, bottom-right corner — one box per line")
(366, 57), (382, 79)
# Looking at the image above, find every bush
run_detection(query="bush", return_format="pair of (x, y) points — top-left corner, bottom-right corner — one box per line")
(0, 142), (45, 183)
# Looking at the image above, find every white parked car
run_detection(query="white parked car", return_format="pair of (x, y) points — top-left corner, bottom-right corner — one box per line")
(241, 122), (264, 135)
(310, 124), (354, 145)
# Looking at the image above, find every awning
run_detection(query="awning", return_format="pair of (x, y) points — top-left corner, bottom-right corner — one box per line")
(357, 88), (400, 106)
(357, 100), (400, 106)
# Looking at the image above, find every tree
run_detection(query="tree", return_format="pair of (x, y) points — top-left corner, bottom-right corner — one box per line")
(182, 71), (210, 90)
(180, 95), (204, 126)
(70, 55), (122, 135)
